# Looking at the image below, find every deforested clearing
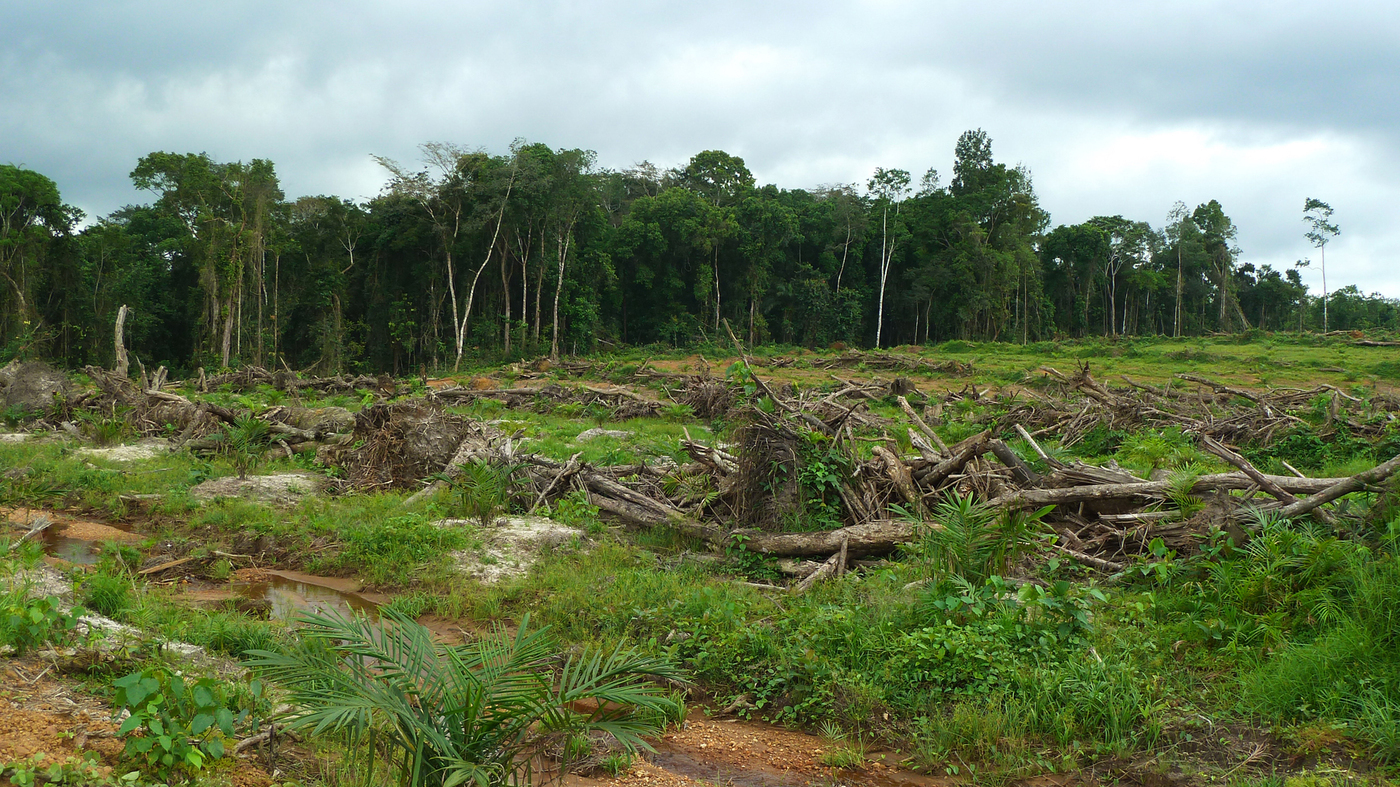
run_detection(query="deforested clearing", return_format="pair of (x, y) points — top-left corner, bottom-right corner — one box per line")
(3, 336), (1400, 786)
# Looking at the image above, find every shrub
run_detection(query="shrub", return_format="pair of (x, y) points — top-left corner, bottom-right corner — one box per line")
(246, 610), (683, 787)
(113, 667), (261, 781)
(0, 594), (85, 654)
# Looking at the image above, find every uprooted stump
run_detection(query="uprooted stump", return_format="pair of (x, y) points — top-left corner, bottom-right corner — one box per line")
(322, 400), (498, 490)
(733, 420), (801, 529)
(0, 359), (70, 415)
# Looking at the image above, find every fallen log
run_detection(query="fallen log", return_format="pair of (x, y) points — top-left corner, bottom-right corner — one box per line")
(991, 472), (1354, 508)
(739, 519), (922, 558)
(792, 537), (847, 594)
(1273, 452), (1400, 521)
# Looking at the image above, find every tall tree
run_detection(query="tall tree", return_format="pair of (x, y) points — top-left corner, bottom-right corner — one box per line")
(548, 148), (597, 360)
(1303, 197), (1339, 333)
(1192, 200), (1238, 332)
(867, 167), (910, 347)
(0, 165), (77, 353)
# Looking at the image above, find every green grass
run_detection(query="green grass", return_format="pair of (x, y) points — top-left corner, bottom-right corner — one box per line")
(5, 335), (1400, 782)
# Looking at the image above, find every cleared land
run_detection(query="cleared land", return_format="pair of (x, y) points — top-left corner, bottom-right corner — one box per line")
(2, 334), (1400, 787)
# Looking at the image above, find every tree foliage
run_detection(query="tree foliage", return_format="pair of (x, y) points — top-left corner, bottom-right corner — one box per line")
(4, 134), (1394, 372)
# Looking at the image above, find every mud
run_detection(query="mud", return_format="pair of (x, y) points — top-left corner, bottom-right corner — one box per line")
(2, 507), (140, 565)
(573, 713), (947, 787)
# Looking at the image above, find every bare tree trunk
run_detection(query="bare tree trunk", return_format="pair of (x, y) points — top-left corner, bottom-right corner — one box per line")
(220, 299), (234, 368)
(533, 227), (545, 343)
(453, 172), (516, 372)
(1174, 244), (1183, 337)
(550, 220), (576, 360)
(114, 304), (130, 378)
(501, 241), (512, 355)
(713, 246), (721, 332)
(834, 225), (851, 293)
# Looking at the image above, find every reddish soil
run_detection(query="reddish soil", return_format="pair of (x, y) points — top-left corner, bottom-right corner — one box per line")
(1, 507), (140, 544)
(0, 658), (274, 787)
(573, 713), (946, 787)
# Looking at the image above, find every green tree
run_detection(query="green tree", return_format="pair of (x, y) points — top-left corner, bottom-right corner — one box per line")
(1303, 197), (1339, 333)
(867, 167), (911, 347)
(0, 165), (78, 355)
(1192, 200), (1239, 332)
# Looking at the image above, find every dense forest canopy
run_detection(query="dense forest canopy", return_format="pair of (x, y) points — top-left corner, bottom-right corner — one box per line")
(3, 130), (1397, 374)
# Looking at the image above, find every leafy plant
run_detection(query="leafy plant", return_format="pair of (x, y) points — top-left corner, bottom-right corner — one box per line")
(112, 667), (258, 781)
(221, 415), (271, 479)
(452, 460), (523, 526)
(0, 594), (85, 654)
(246, 610), (684, 787)
(913, 490), (1051, 584)
(1, 753), (139, 787)
(660, 403), (695, 422)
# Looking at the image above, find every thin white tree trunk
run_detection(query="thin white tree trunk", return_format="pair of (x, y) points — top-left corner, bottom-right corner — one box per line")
(114, 304), (130, 378)
(454, 173), (516, 372)
(550, 219), (576, 360)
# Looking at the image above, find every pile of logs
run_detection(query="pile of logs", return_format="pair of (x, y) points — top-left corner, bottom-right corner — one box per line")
(410, 360), (1400, 579)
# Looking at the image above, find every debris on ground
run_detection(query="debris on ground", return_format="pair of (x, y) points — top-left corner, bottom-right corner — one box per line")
(189, 473), (328, 505)
(75, 438), (169, 462)
(448, 516), (584, 584)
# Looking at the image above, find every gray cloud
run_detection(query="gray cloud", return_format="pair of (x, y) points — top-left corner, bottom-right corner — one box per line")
(2, 0), (1396, 295)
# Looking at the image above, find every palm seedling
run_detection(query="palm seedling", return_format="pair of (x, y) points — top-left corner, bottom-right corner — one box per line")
(245, 610), (683, 787)
(223, 415), (271, 480)
(916, 489), (1052, 585)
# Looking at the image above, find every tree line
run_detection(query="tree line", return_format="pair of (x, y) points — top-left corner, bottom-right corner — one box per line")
(2, 131), (1395, 374)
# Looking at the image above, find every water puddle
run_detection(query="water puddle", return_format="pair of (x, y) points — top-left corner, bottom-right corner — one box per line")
(3, 507), (139, 566)
(231, 570), (387, 622)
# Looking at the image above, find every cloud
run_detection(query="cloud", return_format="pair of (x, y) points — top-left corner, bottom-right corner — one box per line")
(2, 0), (1396, 295)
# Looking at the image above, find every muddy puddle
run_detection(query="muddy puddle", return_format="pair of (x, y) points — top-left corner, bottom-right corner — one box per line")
(231, 570), (388, 622)
(3, 507), (140, 566)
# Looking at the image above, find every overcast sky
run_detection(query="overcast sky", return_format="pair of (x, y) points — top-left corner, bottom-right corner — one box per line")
(3, 1), (1397, 296)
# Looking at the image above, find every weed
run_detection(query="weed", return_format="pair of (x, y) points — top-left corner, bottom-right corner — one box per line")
(112, 666), (261, 781)
(0, 594), (86, 654)
(80, 569), (133, 617)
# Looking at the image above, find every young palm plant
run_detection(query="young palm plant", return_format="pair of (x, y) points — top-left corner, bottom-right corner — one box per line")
(917, 489), (1051, 584)
(244, 609), (683, 787)
(223, 415), (271, 480)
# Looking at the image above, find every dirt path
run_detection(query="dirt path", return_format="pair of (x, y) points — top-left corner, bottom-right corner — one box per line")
(574, 713), (946, 787)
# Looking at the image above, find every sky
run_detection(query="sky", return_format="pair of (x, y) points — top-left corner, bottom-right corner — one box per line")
(3, 0), (1397, 297)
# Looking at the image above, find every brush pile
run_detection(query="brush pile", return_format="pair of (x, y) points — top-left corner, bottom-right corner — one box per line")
(404, 360), (1400, 580)
(23, 349), (1400, 582)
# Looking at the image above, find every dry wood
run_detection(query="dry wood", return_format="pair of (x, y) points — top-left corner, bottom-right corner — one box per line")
(993, 472), (1352, 508)
(898, 395), (947, 454)
(8, 516), (52, 552)
(873, 446), (920, 509)
(531, 451), (582, 512)
(139, 555), (201, 575)
(1054, 544), (1124, 572)
(1273, 452), (1400, 520)
(988, 438), (1040, 486)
